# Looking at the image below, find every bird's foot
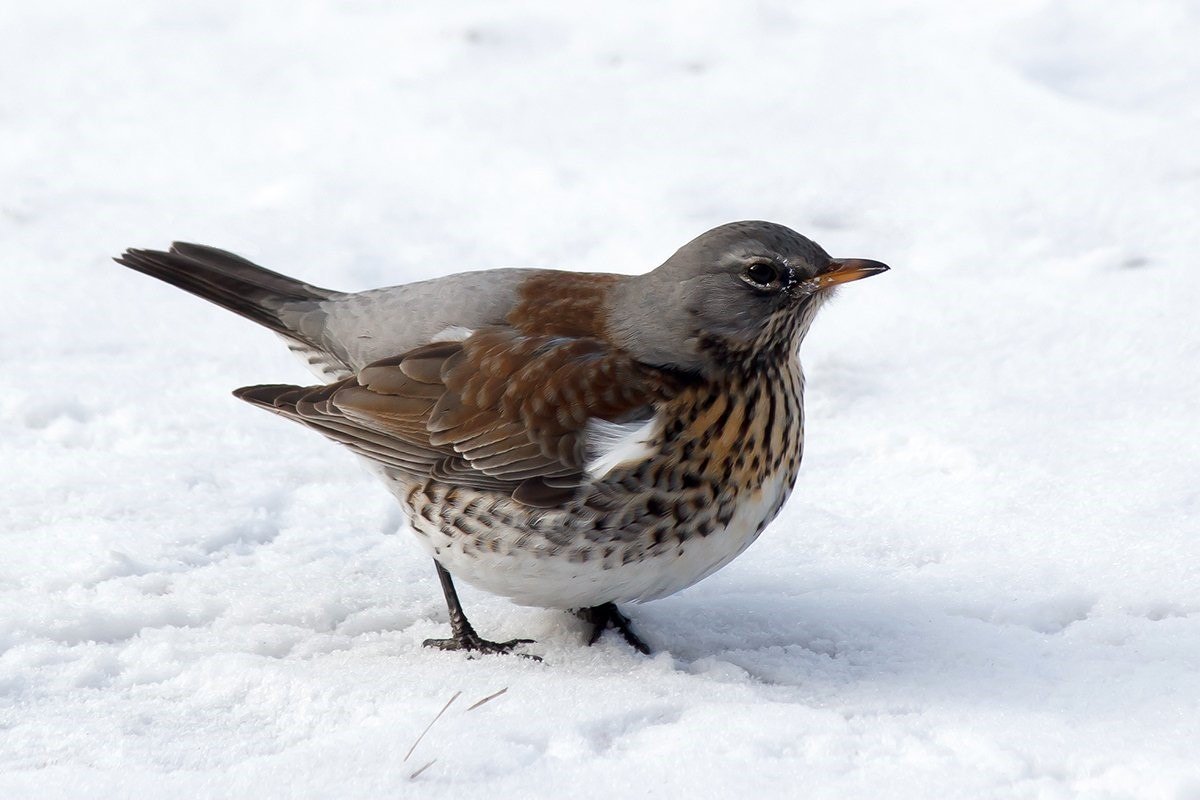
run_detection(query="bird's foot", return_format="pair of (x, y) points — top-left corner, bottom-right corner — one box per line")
(422, 629), (539, 659)
(576, 602), (652, 654)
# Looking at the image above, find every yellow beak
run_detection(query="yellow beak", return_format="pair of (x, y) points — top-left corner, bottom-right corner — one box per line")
(817, 258), (890, 288)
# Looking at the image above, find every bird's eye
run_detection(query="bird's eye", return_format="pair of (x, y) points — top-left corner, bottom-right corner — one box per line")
(742, 261), (782, 289)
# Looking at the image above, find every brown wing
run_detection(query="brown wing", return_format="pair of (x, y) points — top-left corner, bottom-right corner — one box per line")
(234, 327), (681, 507)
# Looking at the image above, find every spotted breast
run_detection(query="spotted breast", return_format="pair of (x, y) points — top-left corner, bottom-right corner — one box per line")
(399, 360), (805, 608)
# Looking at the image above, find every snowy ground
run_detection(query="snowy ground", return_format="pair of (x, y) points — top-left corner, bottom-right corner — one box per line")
(2, 1), (1199, 797)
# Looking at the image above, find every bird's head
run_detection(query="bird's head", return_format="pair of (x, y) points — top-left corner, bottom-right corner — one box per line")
(609, 221), (889, 375)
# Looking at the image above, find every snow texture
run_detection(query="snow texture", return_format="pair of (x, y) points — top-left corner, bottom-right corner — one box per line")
(2, 1), (1199, 798)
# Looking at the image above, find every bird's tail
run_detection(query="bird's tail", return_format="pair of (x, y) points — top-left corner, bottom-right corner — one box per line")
(114, 242), (337, 346)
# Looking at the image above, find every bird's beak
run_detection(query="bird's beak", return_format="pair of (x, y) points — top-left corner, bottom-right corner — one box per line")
(817, 258), (890, 288)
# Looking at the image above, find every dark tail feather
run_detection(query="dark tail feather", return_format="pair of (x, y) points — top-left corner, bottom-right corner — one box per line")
(114, 242), (337, 345)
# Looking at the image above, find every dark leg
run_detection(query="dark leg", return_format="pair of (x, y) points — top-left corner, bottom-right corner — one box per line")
(422, 561), (537, 657)
(576, 602), (651, 654)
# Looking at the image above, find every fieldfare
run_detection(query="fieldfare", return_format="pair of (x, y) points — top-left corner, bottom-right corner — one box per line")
(116, 222), (888, 656)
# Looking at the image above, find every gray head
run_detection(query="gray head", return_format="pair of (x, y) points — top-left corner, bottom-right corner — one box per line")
(608, 221), (888, 374)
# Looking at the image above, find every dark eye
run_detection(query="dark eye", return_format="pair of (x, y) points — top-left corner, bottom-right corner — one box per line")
(742, 261), (782, 289)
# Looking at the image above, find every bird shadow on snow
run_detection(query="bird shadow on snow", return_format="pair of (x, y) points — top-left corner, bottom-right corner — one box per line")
(621, 574), (1110, 710)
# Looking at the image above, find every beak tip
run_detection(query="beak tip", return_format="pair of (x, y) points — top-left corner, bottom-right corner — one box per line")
(853, 259), (890, 274)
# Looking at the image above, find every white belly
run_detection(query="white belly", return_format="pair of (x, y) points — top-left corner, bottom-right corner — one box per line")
(405, 470), (793, 609)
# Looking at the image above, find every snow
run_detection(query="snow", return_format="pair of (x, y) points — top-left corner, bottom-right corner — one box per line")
(2, 0), (1199, 797)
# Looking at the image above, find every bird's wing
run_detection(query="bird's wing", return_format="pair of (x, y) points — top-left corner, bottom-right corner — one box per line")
(235, 327), (682, 507)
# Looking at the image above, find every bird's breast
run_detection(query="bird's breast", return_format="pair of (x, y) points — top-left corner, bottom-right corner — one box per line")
(397, 360), (807, 608)
(662, 362), (805, 493)
(570, 360), (807, 559)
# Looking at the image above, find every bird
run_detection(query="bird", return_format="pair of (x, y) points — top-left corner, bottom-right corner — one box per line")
(115, 221), (888, 657)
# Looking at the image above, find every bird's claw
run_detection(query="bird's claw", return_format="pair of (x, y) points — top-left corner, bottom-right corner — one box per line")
(422, 633), (541, 660)
(576, 603), (652, 654)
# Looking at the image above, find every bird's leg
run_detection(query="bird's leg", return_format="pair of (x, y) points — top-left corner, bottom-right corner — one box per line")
(575, 602), (652, 654)
(422, 561), (537, 658)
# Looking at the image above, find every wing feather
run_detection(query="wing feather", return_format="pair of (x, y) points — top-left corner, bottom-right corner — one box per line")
(235, 327), (683, 504)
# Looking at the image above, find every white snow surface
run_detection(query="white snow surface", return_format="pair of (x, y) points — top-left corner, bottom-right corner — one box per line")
(2, 1), (1199, 797)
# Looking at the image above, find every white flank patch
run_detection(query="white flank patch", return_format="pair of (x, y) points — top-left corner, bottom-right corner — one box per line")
(584, 416), (660, 478)
(430, 325), (474, 342)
